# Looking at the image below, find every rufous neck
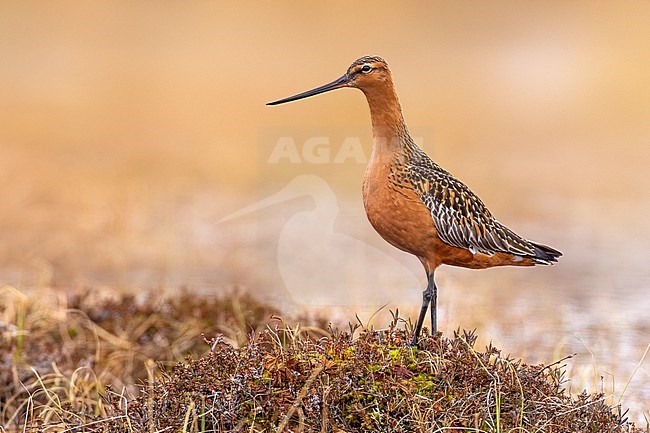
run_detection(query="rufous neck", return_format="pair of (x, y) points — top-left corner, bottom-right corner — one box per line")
(360, 78), (409, 150)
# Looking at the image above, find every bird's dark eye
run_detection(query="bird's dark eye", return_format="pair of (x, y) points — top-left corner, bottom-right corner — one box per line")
(360, 64), (372, 74)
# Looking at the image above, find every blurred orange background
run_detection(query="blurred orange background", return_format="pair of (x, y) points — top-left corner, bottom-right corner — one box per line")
(1, 1), (649, 421)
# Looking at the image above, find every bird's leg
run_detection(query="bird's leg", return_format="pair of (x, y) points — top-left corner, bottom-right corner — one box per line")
(411, 272), (435, 346)
(428, 273), (437, 336)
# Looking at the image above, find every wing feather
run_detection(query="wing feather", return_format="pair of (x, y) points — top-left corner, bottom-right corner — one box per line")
(405, 151), (540, 259)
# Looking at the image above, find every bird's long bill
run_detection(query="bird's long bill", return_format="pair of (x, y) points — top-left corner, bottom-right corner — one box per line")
(267, 74), (349, 105)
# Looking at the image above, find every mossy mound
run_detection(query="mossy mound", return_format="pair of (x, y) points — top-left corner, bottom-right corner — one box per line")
(92, 327), (630, 432)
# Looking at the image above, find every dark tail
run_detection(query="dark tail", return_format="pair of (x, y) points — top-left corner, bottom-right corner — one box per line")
(531, 242), (562, 265)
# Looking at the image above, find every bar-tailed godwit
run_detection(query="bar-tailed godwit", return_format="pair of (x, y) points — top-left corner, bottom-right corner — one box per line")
(268, 56), (561, 345)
